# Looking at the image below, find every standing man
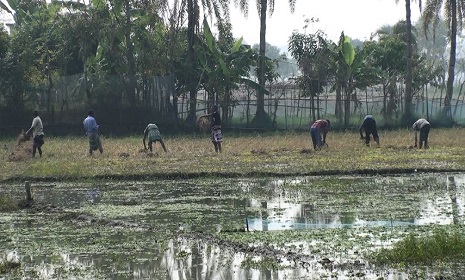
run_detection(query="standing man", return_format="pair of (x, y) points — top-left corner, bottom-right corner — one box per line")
(83, 110), (103, 155)
(359, 115), (380, 147)
(25, 110), (44, 158)
(413, 118), (430, 149)
(310, 119), (330, 150)
(143, 123), (168, 153)
(201, 105), (223, 153)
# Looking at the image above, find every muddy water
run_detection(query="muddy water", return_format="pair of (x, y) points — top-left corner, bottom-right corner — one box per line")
(1, 173), (465, 279)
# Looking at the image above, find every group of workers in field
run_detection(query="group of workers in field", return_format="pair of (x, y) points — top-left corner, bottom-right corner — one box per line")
(22, 106), (223, 158)
(22, 106), (429, 158)
(310, 116), (430, 150)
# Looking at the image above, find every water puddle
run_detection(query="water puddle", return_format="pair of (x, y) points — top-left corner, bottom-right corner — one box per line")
(1, 174), (465, 279)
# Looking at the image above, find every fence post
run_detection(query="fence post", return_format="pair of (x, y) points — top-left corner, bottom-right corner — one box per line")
(25, 181), (33, 202)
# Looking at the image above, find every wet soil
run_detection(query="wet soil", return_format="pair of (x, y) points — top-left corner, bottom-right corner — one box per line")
(19, 201), (368, 275)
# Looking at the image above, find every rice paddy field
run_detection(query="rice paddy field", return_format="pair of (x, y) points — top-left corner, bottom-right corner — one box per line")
(1, 128), (465, 181)
(1, 129), (465, 279)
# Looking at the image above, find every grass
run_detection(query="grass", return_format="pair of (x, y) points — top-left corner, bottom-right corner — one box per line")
(0, 259), (20, 274)
(0, 196), (18, 212)
(2, 128), (465, 181)
(374, 229), (465, 265)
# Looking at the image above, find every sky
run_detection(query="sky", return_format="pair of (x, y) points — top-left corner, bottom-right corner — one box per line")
(229, 0), (422, 51)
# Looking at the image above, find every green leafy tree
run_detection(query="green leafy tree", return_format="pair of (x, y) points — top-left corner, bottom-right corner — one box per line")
(330, 33), (357, 125)
(364, 36), (406, 121)
(288, 30), (331, 121)
(180, 0), (230, 126)
(197, 18), (267, 125)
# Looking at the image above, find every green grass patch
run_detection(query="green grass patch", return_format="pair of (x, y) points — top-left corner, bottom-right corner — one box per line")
(0, 196), (18, 212)
(374, 229), (465, 265)
(0, 259), (20, 274)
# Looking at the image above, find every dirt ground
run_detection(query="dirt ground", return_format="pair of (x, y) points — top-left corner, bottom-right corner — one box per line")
(7, 133), (32, 162)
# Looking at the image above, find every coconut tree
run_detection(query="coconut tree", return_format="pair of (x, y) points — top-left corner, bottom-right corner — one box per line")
(422, 0), (465, 120)
(396, 0), (422, 123)
(181, 0), (230, 126)
(234, 0), (297, 127)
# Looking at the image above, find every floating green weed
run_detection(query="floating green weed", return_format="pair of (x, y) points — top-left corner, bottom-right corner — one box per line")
(374, 228), (465, 265)
(0, 259), (20, 274)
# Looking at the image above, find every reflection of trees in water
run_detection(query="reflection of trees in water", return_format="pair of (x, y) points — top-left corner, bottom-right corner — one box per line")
(416, 175), (465, 225)
(245, 176), (465, 230)
(160, 238), (308, 280)
(446, 176), (465, 225)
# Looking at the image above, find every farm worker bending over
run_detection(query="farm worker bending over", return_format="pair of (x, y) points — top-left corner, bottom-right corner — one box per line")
(143, 123), (167, 153)
(83, 110), (103, 155)
(25, 110), (45, 158)
(310, 119), (330, 150)
(359, 115), (380, 147)
(201, 105), (223, 153)
(413, 118), (430, 149)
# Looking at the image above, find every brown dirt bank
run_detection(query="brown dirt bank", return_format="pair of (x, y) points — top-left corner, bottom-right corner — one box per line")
(2, 167), (464, 184)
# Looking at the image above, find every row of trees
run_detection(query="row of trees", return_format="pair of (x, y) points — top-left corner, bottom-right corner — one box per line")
(0, 0), (464, 131)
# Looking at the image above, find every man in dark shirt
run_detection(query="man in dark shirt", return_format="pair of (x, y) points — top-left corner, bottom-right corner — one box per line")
(359, 115), (380, 147)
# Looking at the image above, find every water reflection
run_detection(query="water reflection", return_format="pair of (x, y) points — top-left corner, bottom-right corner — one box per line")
(2, 174), (465, 279)
(246, 175), (465, 231)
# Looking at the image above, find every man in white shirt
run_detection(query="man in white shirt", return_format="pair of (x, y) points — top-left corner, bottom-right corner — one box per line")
(25, 110), (45, 157)
(413, 118), (430, 149)
(83, 110), (103, 155)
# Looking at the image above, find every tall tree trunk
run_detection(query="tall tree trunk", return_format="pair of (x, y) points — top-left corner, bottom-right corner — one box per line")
(404, 0), (413, 122)
(344, 87), (350, 127)
(387, 76), (397, 119)
(443, 0), (457, 121)
(255, 0), (267, 123)
(186, 0), (197, 126)
(335, 85), (342, 122)
(125, 0), (136, 108)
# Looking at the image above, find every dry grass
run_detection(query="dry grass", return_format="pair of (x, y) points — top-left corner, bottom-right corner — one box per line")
(16, 130), (30, 146)
(196, 115), (211, 133)
(1, 128), (465, 181)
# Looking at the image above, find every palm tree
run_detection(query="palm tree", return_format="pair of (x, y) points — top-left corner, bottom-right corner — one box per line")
(183, 0), (230, 126)
(396, 0), (422, 123)
(422, 0), (465, 120)
(234, 0), (297, 126)
(0, 0), (14, 14)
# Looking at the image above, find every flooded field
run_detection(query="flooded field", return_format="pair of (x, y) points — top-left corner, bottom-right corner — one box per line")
(1, 173), (465, 279)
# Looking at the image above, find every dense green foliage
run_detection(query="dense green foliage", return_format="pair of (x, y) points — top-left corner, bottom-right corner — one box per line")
(0, 0), (464, 130)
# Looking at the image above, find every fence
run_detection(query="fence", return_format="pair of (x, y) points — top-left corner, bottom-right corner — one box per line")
(3, 73), (465, 136)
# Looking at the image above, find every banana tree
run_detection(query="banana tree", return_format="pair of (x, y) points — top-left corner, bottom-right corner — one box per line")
(197, 18), (268, 125)
(330, 33), (375, 126)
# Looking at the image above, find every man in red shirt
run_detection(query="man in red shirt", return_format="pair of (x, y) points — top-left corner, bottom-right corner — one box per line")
(310, 119), (330, 150)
